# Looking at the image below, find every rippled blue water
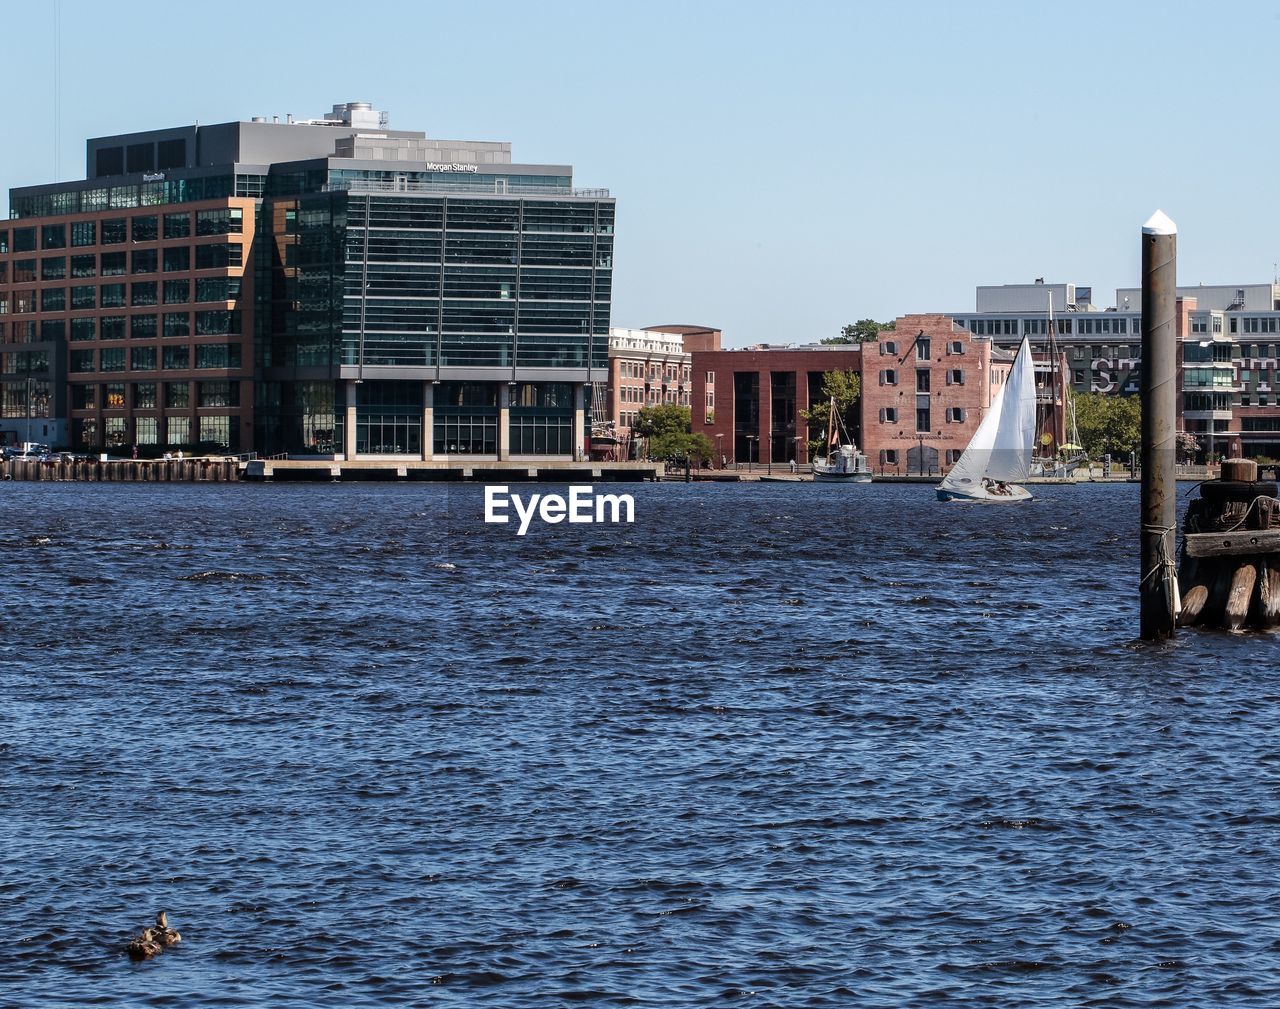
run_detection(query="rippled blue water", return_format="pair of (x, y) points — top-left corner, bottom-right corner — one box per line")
(2, 481), (1278, 1008)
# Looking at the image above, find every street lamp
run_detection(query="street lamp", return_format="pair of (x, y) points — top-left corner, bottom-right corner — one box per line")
(716, 432), (724, 469)
(747, 435), (758, 472)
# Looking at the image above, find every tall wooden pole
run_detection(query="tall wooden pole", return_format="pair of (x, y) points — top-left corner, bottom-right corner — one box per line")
(1140, 209), (1178, 640)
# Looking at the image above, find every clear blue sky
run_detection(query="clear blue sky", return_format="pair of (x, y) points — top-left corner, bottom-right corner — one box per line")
(3, 0), (1277, 346)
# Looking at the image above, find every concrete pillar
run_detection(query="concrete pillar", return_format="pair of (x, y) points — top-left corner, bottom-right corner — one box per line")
(422, 382), (434, 461)
(498, 383), (510, 460)
(573, 384), (586, 461)
(344, 381), (357, 460)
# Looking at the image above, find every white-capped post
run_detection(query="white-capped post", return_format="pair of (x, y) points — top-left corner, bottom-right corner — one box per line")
(1140, 209), (1178, 641)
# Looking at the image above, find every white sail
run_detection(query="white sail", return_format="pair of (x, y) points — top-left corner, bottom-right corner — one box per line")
(938, 376), (1008, 493)
(987, 335), (1036, 481)
(938, 335), (1035, 492)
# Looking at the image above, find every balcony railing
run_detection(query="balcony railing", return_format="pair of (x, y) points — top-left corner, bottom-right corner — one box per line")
(327, 179), (610, 199)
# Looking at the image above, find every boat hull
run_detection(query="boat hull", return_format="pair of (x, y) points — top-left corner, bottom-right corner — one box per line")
(936, 482), (1033, 503)
(813, 471), (872, 483)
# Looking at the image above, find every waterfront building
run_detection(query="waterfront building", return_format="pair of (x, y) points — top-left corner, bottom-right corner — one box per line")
(0, 101), (614, 460)
(691, 344), (862, 466)
(952, 279), (1280, 459)
(860, 314), (1012, 474)
(600, 327), (698, 457)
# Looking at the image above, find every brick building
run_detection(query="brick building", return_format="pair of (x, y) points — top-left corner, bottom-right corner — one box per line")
(602, 327), (695, 456)
(861, 314), (1012, 475)
(691, 345), (862, 466)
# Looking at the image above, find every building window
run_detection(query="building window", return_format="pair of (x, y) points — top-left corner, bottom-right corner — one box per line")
(71, 254), (96, 278)
(71, 318), (96, 341)
(166, 382), (190, 408)
(916, 337), (931, 361)
(42, 224), (66, 249)
(131, 250), (158, 275)
(194, 344), (241, 369)
(100, 316), (126, 340)
(198, 381), (239, 408)
(946, 407), (966, 422)
(40, 288), (65, 312)
(101, 348), (126, 372)
(946, 369), (965, 386)
(881, 449), (899, 466)
(195, 310), (240, 335)
(42, 257), (66, 280)
(131, 216), (158, 242)
(162, 346), (189, 370)
(71, 285), (97, 310)
(163, 247), (190, 272)
(916, 369), (930, 392)
(880, 369), (897, 386)
(131, 347), (156, 371)
(167, 416), (190, 447)
(131, 315), (157, 339)
(196, 208), (244, 236)
(72, 385), (95, 409)
(135, 416), (159, 446)
(13, 227), (36, 252)
(948, 340), (964, 354)
(101, 252), (126, 276)
(880, 340), (898, 356)
(164, 280), (190, 304)
(70, 350), (95, 373)
(163, 313), (190, 337)
(879, 407), (898, 423)
(134, 382), (158, 409)
(195, 243), (243, 269)
(163, 213), (191, 239)
(916, 405), (931, 432)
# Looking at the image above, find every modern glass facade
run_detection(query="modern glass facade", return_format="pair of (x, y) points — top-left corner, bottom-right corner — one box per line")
(3, 105), (613, 459)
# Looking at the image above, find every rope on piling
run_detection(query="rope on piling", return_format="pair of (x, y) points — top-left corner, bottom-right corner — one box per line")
(1141, 521), (1181, 620)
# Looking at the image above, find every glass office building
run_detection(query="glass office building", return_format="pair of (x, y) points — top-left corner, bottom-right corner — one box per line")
(1, 102), (613, 459)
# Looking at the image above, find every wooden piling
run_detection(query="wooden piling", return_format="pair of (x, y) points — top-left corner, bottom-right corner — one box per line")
(1178, 456), (1280, 631)
(1140, 209), (1179, 641)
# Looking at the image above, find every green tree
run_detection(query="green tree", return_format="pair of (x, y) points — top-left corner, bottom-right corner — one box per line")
(800, 369), (862, 456)
(632, 403), (691, 439)
(824, 318), (897, 345)
(631, 403), (714, 465)
(648, 430), (715, 466)
(1074, 392), (1141, 459)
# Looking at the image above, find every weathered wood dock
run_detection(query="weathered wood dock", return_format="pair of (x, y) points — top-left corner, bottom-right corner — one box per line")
(1177, 458), (1280, 631)
(2, 457), (239, 482)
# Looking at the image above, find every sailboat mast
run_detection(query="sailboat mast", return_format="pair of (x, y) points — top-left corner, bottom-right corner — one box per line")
(827, 395), (837, 464)
(1045, 292), (1064, 452)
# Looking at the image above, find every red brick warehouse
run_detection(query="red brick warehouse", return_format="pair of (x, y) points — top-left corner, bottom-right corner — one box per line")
(691, 345), (863, 466)
(860, 314), (1012, 474)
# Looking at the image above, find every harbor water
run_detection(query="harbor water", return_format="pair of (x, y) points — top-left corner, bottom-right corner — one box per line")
(2, 482), (1278, 1007)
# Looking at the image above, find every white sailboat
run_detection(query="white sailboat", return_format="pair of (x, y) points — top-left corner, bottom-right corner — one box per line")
(936, 334), (1037, 503)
